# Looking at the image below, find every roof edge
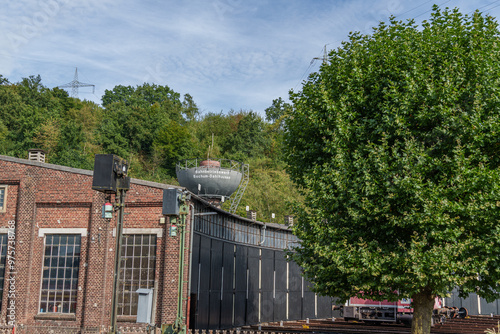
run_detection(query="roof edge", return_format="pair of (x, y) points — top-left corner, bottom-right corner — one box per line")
(0, 154), (183, 190)
(0, 155), (288, 230)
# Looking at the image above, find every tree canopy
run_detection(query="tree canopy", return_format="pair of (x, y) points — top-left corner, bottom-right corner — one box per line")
(0, 76), (298, 224)
(285, 7), (500, 334)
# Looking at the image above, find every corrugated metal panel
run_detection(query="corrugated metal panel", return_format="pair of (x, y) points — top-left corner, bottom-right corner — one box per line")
(220, 292), (234, 328)
(234, 292), (247, 326)
(210, 239), (223, 291)
(222, 243), (234, 291)
(261, 249), (274, 292)
(274, 291), (286, 321)
(289, 292), (302, 320)
(274, 251), (287, 292)
(234, 245), (248, 292)
(199, 236), (211, 292)
(275, 252), (287, 322)
(248, 248), (260, 292)
(208, 291), (221, 329)
(261, 291), (274, 322)
(462, 293), (479, 315)
(196, 291), (210, 329)
(234, 244), (248, 327)
(444, 288), (463, 309)
(317, 296), (333, 318)
(303, 292), (316, 319)
(220, 242), (235, 328)
(208, 239), (223, 329)
(288, 261), (302, 292)
(480, 298), (498, 315)
(247, 291), (260, 324)
(191, 232), (335, 328)
(247, 247), (260, 325)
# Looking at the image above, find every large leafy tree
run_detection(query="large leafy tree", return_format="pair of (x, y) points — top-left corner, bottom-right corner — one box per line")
(0, 75), (86, 162)
(98, 83), (198, 178)
(285, 7), (500, 334)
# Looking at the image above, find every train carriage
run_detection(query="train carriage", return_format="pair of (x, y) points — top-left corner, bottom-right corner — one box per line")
(339, 296), (467, 326)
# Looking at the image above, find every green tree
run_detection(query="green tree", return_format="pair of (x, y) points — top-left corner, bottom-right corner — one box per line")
(284, 7), (500, 334)
(99, 83), (197, 180)
(181, 93), (199, 122)
(265, 97), (291, 129)
(265, 98), (292, 162)
(232, 157), (302, 223)
(152, 119), (194, 176)
(0, 75), (9, 85)
(0, 76), (58, 157)
(222, 110), (270, 161)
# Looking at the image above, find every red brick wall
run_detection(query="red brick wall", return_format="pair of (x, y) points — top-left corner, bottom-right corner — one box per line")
(0, 157), (190, 333)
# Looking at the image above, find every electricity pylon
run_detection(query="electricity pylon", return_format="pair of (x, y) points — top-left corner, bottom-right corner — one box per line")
(58, 67), (95, 98)
(311, 44), (329, 65)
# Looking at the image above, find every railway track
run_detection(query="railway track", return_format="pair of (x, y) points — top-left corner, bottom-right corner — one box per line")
(246, 316), (500, 334)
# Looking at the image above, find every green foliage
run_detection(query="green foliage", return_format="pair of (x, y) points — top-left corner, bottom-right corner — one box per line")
(97, 83), (197, 179)
(221, 110), (271, 161)
(0, 75), (301, 227)
(265, 98), (292, 161)
(0, 75), (75, 159)
(189, 109), (273, 162)
(0, 75), (9, 85)
(230, 157), (302, 224)
(285, 6), (500, 313)
(152, 119), (194, 175)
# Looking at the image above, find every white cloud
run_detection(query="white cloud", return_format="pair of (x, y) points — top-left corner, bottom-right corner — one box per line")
(1, 0), (499, 113)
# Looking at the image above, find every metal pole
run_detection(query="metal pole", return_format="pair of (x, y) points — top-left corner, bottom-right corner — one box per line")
(174, 213), (187, 334)
(110, 188), (126, 333)
(186, 204), (195, 330)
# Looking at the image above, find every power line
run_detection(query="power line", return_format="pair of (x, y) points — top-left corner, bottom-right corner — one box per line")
(293, 0), (457, 91)
(413, 0), (452, 19)
(293, 45), (326, 91)
(395, 0), (435, 18)
(468, 0), (500, 15)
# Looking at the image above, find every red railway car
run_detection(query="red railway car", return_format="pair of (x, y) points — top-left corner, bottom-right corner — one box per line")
(339, 296), (467, 326)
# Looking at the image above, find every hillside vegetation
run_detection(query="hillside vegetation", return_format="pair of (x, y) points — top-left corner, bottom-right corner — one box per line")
(0, 75), (299, 222)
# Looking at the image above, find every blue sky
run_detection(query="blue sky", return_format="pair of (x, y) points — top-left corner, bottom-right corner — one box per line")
(1, 0), (499, 116)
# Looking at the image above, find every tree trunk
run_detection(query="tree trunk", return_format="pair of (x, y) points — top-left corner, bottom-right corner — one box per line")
(411, 288), (435, 334)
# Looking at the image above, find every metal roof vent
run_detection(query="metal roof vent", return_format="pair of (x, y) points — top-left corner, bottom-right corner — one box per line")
(28, 149), (46, 163)
(247, 210), (257, 221)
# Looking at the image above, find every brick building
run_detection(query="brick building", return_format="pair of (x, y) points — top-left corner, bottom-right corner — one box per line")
(0, 153), (339, 333)
(0, 154), (192, 333)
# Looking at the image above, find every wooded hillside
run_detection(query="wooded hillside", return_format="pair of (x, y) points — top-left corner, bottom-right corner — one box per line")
(0, 74), (299, 221)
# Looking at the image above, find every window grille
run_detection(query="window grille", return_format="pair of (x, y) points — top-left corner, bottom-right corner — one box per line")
(0, 186), (7, 212)
(118, 234), (156, 316)
(40, 234), (81, 313)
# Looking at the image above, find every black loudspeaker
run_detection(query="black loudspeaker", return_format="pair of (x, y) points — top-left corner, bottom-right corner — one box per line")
(162, 188), (181, 215)
(92, 154), (130, 193)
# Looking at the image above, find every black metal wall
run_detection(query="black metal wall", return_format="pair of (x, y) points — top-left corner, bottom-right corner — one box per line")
(189, 233), (334, 330)
(445, 289), (500, 316)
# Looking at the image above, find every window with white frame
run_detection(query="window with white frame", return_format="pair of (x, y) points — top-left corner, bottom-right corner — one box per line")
(118, 234), (156, 316)
(40, 234), (81, 313)
(0, 186), (7, 213)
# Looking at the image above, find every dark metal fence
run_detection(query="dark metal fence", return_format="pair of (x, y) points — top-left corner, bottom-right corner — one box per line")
(188, 200), (337, 329)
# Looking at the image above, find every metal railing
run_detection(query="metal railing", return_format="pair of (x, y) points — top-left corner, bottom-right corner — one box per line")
(176, 158), (245, 172)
